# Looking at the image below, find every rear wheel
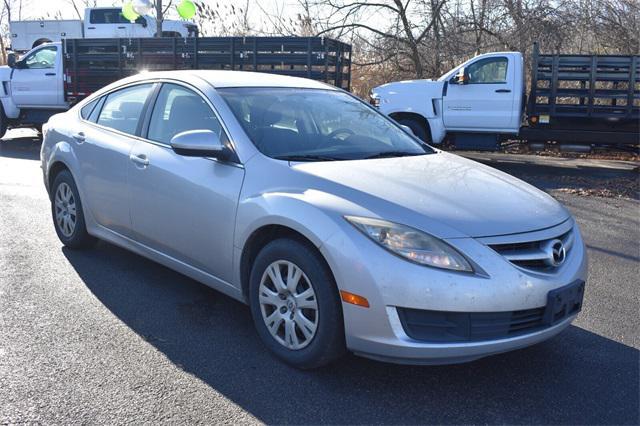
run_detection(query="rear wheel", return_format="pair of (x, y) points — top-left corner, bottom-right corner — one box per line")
(249, 238), (345, 369)
(50, 170), (96, 249)
(397, 117), (431, 143)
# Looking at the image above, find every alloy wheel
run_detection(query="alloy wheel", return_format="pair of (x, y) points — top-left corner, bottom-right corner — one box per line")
(258, 260), (319, 350)
(54, 182), (77, 238)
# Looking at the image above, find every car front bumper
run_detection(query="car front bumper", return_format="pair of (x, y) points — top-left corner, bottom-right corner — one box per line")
(320, 218), (588, 365)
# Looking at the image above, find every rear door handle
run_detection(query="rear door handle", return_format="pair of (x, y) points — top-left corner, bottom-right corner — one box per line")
(87, 26), (96, 29)
(45, 72), (56, 76)
(72, 132), (85, 143)
(495, 89), (511, 93)
(117, 26), (126, 29)
(130, 153), (150, 167)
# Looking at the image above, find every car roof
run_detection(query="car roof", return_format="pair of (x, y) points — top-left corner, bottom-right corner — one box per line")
(127, 70), (339, 90)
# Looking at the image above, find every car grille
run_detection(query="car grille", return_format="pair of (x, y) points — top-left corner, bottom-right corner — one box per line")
(488, 229), (574, 271)
(397, 307), (546, 343)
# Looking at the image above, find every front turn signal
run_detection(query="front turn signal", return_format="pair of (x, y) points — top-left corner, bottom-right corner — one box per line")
(340, 290), (370, 308)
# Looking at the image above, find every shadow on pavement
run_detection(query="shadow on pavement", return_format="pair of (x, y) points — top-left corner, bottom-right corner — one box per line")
(0, 137), (42, 161)
(63, 242), (639, 425)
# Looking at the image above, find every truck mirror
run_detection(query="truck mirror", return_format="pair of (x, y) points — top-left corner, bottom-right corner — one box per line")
(7, 53), (16, 68)
(454, 67), (468, 85)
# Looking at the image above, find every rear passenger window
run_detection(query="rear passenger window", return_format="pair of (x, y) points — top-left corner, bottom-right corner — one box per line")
(80, 98), (99, 120)
(97, 84), (153, 135)
(147, 83), (226, 144)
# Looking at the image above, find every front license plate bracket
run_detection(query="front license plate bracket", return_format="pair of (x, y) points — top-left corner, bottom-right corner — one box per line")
(543, 280), (585, 325)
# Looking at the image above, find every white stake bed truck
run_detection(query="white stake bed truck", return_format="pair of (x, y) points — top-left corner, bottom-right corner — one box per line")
(372, 44), (639, 150)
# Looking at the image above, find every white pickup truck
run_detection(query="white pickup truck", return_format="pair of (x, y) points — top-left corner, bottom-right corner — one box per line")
(0, 42), (68, 137)
(371, 51), (525, 147)
(372, 47), (639, 150)
(10, 7), (197, 51)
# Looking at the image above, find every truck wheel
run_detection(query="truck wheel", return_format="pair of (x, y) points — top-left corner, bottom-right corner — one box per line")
(0, 107), (7, 140)
(397, 118), (431, 143)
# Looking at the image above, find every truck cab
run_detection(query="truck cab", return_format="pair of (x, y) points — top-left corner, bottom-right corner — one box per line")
(0, 42), (66, 137)
(372, 52), (524, 146)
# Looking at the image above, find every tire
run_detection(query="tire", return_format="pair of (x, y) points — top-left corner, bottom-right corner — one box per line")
(50, 170), (96, 249)
(0, 106), (7, 139)
(398, 117), (431, 143)
(249, 238), (345, 369)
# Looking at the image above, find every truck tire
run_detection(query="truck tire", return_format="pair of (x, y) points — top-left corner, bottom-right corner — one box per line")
(0, 106), (7, 140)
(397, 118), (431, 143)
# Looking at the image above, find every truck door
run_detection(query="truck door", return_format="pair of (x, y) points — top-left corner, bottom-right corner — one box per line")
(11, 45), (60, 107)
(85, 8), (130, 38)
(443, 55), (518, 132)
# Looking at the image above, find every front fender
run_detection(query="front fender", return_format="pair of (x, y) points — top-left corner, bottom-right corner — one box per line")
(234, 189), (371, 250)
(232, 189), (372, 295)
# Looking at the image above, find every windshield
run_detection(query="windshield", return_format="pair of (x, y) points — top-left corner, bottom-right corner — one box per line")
(218, 88), (432, 161)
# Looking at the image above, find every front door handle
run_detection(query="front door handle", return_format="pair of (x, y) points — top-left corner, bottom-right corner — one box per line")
(45, 72), (56, 76)
(130, 153), (150, 167)
(495, 89), (511, 93)
(72, 132), (85, 143)
(117, 26), (126, 29)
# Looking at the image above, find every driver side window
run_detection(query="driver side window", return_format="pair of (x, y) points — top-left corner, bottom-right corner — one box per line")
(23, 46), (57, 69)
(465, 57), (508, 84)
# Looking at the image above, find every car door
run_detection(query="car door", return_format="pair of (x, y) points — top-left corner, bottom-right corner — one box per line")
(76, 83), (155, 236)
(443, 55), (517, 131)
(11, 45), (60, 107)
(128, 82), (245, 282)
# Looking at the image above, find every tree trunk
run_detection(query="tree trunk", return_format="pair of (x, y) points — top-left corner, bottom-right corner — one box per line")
(155, 0), (163, 37)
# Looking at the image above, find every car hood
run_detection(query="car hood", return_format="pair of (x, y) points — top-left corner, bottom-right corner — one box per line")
(291, 151), (569, 238)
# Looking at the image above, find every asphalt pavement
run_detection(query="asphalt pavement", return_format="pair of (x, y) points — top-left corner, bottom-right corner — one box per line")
(1, 133), (638, 424)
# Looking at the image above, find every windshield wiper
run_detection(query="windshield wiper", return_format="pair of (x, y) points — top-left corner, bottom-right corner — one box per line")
(363, 151), (425, 159)
(274, 154), (344, 162)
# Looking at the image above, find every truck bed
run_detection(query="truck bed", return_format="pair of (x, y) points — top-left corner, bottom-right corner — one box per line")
(10, 20), (83, 52)
(527, 44), (639, 130)
(63, 37), (352, 103)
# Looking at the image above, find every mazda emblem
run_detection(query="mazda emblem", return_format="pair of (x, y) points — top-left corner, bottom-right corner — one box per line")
(543, 239), (566, 267)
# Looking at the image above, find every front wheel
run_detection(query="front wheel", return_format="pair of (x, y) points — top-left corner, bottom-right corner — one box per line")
(0, 107), (7, 139)
(50, 170), (96, 249)
(249, 238), (345, 369)
(397, 117), (431, 143)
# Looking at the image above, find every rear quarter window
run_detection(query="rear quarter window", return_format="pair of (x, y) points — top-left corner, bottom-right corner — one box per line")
(80, 98), (99, 120)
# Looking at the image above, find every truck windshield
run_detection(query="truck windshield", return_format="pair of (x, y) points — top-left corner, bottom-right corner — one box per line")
(218, 88), (432, 161)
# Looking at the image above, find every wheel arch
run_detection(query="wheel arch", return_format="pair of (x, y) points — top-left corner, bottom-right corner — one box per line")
(389, 112), (431, 132)
(239, 224), (337, 303)
(47, 160), (72, 198)
(32, 38), (53, 49)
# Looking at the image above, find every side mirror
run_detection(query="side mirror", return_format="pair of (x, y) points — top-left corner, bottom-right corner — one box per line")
(453, 67), (469, 85)
(170, 129), (229, 159)
(7, 53), (16, 68)
(140, 18), (148, 28)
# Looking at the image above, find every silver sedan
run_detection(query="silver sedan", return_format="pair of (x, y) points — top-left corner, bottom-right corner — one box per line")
(41, 70), (588, 368)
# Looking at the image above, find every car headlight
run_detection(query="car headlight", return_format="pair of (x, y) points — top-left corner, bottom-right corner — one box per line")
(345, 216), (473, 272)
